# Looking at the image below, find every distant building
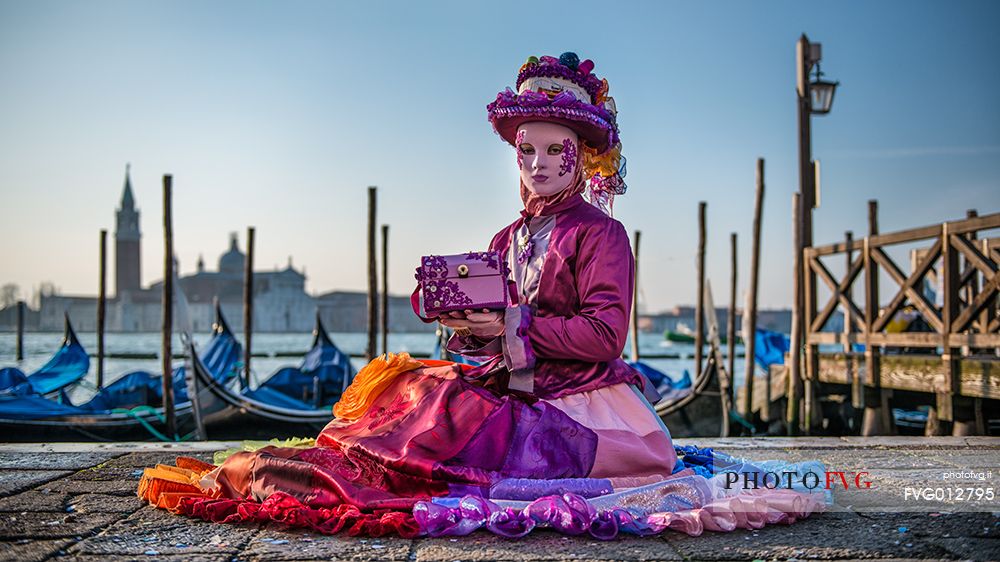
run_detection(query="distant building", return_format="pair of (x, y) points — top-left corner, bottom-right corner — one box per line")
(115, 164), (142, 297)
(640, 306), (796, 337)
(0, 303), (39, 331)
(30, 166), (427, 333)
(315, 291), (431, 333)
(141, 233), (316, 333)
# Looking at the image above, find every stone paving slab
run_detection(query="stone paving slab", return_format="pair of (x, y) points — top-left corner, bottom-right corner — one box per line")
(838, 436), (979, 448)
(0, 470), (72, 497)
(67, 494), (145, 514)
(68, 504), (257, 557)
(0, 538), (74, 562)
(826, 467), (1000, 512)
(937, 537), (1000, 560)
(0, 438), (997, 561)
(0, 452), (119, 471)
(856, 511), (1000, 539)
(666, 512), (958, 561)
(65, 465), (146, 481)
(241, 528), (414, 561)
(0, 441), (241, 453)
(38, 475), (139, 496)
(0, 490), (71, 513)
(0, 511), (120, 540)
(734, 447), (996, 470)
(413, 532), (683, 561)
(62, 555), (232, 562)
(95, 451), (215, 468)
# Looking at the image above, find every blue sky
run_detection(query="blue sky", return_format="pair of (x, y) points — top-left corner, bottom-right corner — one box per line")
(1, 0), (998, 313)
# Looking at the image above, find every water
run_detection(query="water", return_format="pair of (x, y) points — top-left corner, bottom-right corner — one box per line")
(0, 330), (751, 403)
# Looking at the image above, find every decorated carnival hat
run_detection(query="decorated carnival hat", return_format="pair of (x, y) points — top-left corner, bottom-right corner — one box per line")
(487, 52), (627, 199)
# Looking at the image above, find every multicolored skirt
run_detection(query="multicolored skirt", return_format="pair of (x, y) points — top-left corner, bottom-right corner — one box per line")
(137, 354), (827, 539)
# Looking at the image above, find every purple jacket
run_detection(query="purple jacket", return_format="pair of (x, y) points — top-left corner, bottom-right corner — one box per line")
(447, 195), (642, 400)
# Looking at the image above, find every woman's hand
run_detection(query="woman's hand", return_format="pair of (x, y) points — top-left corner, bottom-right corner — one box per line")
(438, 308), (505, 338)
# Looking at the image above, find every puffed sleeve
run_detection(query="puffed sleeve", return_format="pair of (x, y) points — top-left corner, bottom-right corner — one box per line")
(524, 218), (634, 362)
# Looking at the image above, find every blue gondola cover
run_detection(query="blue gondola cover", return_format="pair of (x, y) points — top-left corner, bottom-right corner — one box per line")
(753, 328), (790, 371)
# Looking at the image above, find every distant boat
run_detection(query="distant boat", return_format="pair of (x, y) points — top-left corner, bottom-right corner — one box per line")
(0, 305), (241, 441)
(892, 407), (929, 432)
(663, 330), (696, 343)
(663, 329), (743, 345)
(0, 315), (89, 397)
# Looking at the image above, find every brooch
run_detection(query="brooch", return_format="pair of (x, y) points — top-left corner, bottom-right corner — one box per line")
(516, 233), (534, 265)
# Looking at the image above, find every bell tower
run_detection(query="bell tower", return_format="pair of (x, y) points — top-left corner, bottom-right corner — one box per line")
(115, 164), (141, 296)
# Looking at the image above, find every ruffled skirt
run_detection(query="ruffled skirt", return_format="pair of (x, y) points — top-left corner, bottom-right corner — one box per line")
(137, 356), (827, 539)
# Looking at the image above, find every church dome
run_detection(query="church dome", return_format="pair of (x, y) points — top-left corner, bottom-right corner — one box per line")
(218, 233), (245, 275)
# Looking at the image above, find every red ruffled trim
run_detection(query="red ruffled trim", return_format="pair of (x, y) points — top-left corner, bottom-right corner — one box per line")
(176, 491), (421, 538)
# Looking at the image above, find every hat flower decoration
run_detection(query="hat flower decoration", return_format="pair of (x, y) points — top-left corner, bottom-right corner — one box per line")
(487, 52), (627, 211)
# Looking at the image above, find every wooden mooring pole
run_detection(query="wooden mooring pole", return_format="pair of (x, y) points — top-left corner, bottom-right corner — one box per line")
(743, 159), (764, 420)
(243, 227), (255, 389)
(161, 174), (176, 438)
(861, 199), (891, 436)
(727, 233), (737, 396)
(631, 230), (641, 363)
(705, 281), (731, 437)
(97, 229), (107, 389)
(956, 209), (985, 435)
(845, 230), (861, 427)
(931, 213), (966, 436)
(381, 224), (389, 356)
(787, 193), (803, 435)
(15, 300), (24, 362)
(695, 204), (706, 379)
(367, 187), (378, 362)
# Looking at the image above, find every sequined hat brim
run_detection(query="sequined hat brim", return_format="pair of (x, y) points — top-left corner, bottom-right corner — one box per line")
(487, 89), (618, 155)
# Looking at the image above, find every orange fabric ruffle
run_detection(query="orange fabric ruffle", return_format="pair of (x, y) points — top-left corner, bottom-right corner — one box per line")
(332, 352), (424, 421)
(137, 456), (217, 512)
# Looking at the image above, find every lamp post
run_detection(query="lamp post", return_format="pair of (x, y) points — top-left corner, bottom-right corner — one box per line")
(796, 34), (839, 245)
(794, 33), (838, 433)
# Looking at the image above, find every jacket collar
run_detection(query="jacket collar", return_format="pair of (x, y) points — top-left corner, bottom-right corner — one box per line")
(519, 194), (585, 220)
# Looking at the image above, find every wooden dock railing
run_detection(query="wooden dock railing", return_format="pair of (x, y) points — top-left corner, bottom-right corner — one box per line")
(801, 209), (999, 436)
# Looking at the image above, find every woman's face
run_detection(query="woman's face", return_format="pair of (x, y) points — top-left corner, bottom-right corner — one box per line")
(516, 121), (580, 197)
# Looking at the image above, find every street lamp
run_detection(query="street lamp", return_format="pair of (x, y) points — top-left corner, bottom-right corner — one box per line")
(795, 33), (839, 245)
(809, 62), (839, 115)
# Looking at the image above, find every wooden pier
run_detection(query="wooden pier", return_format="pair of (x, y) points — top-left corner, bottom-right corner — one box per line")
(753, 209), (999, 436)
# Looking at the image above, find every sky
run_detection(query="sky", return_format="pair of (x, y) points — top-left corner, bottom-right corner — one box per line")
(1, 0), (998, 314)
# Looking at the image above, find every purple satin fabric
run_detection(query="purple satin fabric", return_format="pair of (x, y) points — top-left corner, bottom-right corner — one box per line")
(448, 195), (643, 399)
(316, 365), (598, 490)
(489, 477), (613, 501)
(413, 493), (653, 540)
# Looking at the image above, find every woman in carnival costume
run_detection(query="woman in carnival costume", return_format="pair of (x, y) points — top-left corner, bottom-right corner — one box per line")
(138, 53), (829, 539)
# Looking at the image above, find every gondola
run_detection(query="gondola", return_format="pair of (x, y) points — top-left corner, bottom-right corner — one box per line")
(655, 354), (726, 437)
(628, 360), (693, 403)
(0, 305), (241, 441)
(243, 313), (355, 409)
(196, 312), (355, 438)
(0, 314), (89, 397)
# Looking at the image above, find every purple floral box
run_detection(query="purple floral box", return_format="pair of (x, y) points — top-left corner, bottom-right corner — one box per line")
(415, 251), (512, 318)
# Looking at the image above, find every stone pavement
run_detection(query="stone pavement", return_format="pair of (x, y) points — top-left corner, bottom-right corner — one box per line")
(0, 437), (997, 562)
